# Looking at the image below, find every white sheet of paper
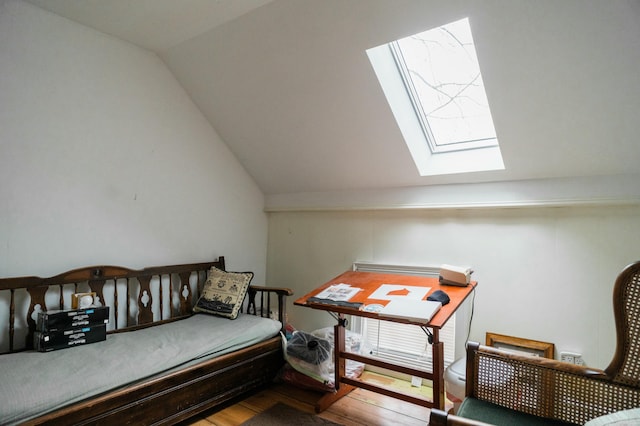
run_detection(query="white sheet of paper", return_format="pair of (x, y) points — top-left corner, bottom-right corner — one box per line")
(314, 283), (361, 302)
(368, 284), (430, 301)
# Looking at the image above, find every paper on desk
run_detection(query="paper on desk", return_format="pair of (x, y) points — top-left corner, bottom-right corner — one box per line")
(368, 284), (430, 301)
(314, 283), (362, 302)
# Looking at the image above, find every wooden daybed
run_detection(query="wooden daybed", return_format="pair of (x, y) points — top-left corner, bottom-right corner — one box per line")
(0, 257), (293, 425)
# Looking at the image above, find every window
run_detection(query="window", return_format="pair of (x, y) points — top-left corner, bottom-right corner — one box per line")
(360, 307), (456, 373)
(391, 18), (497, 153)
(367, 18), (504, 176)
(350, 262), (457, 377)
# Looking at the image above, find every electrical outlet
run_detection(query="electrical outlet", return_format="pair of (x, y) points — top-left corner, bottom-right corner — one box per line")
(560, 351), (583, 365)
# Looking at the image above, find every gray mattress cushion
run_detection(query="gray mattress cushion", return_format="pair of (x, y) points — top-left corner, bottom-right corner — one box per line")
(0, 313), (282, 425)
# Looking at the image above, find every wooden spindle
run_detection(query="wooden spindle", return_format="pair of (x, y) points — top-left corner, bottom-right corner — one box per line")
(59, 284), (64, 309)
(9, 289), (15, 352)
(178, 272), (192, 315)
(158, 275), (164, 321)
(25, 286), (47, 349)
(89, 279), (106, 308)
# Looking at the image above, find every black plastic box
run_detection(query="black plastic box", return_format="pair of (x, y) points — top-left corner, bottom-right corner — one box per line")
(37, 306), (109, 332)
(34, 324), (107, 352)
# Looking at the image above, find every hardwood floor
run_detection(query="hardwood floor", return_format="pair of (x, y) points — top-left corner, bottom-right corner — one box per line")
(183, 381), (433, 426)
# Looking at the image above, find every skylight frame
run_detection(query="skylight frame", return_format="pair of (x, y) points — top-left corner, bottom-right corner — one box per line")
(366, 17), (505, 177)
(389, 42), (497, 154)
(389, 41), (439, 152)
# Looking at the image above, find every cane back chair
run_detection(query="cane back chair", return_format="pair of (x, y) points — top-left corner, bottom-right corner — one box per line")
(430, 261), (640, 426)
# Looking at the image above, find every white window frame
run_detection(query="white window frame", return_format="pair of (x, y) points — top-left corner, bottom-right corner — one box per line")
(389, 41), (498, 154)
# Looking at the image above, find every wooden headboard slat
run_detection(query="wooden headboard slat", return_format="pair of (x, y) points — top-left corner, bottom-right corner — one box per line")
(159, 274), (164, 321)
(9, 289), (15, 353)
(178, 271), (192, 315)
(88, 279), (106, 310)
(137, 275), (153, 324)
(25, 286), (48, 347)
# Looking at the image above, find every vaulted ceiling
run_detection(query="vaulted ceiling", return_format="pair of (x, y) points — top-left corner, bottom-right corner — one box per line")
(24, 0), (640, 201)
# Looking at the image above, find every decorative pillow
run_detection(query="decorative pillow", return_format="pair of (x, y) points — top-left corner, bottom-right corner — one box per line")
(193, 267), (253, 319)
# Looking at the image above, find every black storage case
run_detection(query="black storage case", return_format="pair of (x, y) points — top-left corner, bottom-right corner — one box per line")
(34, 324), (107, 352)
(37, 306), (109, 332)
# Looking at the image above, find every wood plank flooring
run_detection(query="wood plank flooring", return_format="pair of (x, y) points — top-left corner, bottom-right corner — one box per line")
(183, 381), (433, 426)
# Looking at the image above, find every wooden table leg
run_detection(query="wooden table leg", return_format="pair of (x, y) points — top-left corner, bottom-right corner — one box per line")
(315, 315), (355, 413)
(432, 328), (445, 410)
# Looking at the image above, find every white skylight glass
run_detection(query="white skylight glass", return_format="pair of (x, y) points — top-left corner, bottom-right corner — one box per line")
(392, 18), (498, 153)
(367, 17), (505, 176)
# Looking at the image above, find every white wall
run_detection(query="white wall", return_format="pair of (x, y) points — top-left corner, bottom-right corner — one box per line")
(0, 1), (268, 282)
(267, 205), (640, 369)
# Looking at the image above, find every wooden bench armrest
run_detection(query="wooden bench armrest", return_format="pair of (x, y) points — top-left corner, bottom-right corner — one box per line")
(249, 285), (294, 296)
(245, 285), (294, 329)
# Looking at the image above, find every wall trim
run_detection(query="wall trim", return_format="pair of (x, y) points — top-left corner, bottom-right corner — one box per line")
(264, 174), (640, 212)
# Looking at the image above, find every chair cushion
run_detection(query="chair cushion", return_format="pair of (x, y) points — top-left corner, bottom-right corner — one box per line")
(584, 408), (640, 425)
(458, 397), (576, 426)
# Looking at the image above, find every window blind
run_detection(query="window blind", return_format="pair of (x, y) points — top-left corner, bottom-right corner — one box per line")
(362, 315), (456, 371)
(351, 262), (456, 374)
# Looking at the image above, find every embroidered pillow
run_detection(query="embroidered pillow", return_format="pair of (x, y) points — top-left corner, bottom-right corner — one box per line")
(194, 267), (253, 319)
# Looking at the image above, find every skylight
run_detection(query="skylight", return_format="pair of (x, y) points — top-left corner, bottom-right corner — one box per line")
(367, 18), (504, 176)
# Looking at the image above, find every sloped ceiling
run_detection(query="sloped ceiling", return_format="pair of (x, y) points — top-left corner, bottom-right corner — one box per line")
(25, 0), (275, 51)
(23, 0), (640, 206)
